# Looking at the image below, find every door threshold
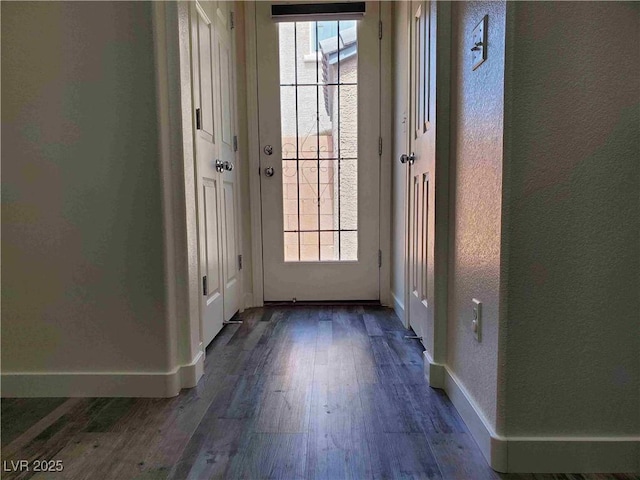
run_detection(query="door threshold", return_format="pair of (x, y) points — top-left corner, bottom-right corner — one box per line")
(263, 300), (381, 307)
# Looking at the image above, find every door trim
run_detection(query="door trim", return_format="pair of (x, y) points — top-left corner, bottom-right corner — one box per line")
(244, 1), (393, 306)
(431, 0), (452, 368)
(402, 0), (412, 330)
(245, 2), (265, 307)
(379, 1), (393, 307)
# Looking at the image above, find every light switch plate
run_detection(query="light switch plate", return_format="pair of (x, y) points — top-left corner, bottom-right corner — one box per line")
(472, 298), (482, 342)
(471, 16), (487, 70)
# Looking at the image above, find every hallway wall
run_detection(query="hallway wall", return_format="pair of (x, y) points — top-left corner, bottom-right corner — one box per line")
(503, 1), (640, 438)
(447, 0), (507, 433)
(1, 2), (173, 394)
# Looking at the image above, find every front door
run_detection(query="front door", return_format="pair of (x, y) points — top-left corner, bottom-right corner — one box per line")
(255, 2), (382, 301)
(408, 0), (435, 341)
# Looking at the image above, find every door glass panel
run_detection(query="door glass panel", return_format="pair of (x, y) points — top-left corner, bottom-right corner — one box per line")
(279, 21), (358, 262)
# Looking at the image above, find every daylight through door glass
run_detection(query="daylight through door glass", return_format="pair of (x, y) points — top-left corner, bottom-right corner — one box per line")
(279, 21), (358, 262)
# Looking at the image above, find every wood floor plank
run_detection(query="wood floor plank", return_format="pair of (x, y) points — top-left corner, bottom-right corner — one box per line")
(405, 382), (467, 434)
(2, 399), (137, 480)
(306, 378), (370, 480)
(29, 432), (123, 480)
(226, 433), (308, 480)
(168, 418), (244, 480)
(1, 398), (68, 447)
(360, 381), (422, 434)
(2, 398), (84, 461)
(386, 330), (424, 366)
(363, 312), (384, 337)
(429, 433), (499, 480)
(252, 373), (312, 434)
(314, 320), (332, 367)
(363, 306), (406, 333)
(366, 433), (443, 479)
(370, 336), (397, 367)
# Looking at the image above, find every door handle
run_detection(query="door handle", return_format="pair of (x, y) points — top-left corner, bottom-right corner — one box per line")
(215, 159), (224, 173)
(400, 152), (416, 165)
(223, 160), (234, 172)
(264, 166), (274, 177)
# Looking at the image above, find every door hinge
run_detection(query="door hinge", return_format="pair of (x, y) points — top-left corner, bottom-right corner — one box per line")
(379, 21), (383, 39)
(230, 11), (235, 30)
(196, 108), (202, 130)
(378, 137), (383, 156)
(202, 275), (208, 296)
(378, 250), (382, 268)
(233, 135), (238, 152)
(238, 254), (243, 270)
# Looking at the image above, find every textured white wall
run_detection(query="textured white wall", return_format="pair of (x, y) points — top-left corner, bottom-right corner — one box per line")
(503, 1), (640, 437)
(391, 2), (408, 315)
(2, 2), (171, 373)
(447, 0), (507, 431)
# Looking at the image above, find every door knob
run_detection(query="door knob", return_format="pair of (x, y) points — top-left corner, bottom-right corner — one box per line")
(400, 152), (416, 165)
(223, 160), (234, 171)
(264, 166), (274, 177)
(215, 159), (224, 172)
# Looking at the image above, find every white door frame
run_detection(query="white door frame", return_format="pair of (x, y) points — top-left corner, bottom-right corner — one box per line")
(430, 0), (452, 375)
(244, 1), (393, 306)
(401, 0), (412, 330)
(150, 1), (249, 390)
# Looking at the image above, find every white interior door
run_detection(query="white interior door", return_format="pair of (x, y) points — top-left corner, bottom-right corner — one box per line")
(213, 1), (241, 321)
(408, 0), (435, 341)
(192, 1), (224, 346)
(255, 2), (381, 302)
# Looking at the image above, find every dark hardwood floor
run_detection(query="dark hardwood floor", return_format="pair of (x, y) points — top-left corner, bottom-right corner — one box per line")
(1, 306), (637, 480)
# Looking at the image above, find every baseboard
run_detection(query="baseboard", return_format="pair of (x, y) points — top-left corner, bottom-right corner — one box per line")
(442, 367), (507, 471)
(243, 292), (254, 310)
(422, 350), (445, 389)
(441, 367), (640, 473)
(391, 290), (405, 324)
(179, 350), (204, 389)
(1, 352), (205, 398)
